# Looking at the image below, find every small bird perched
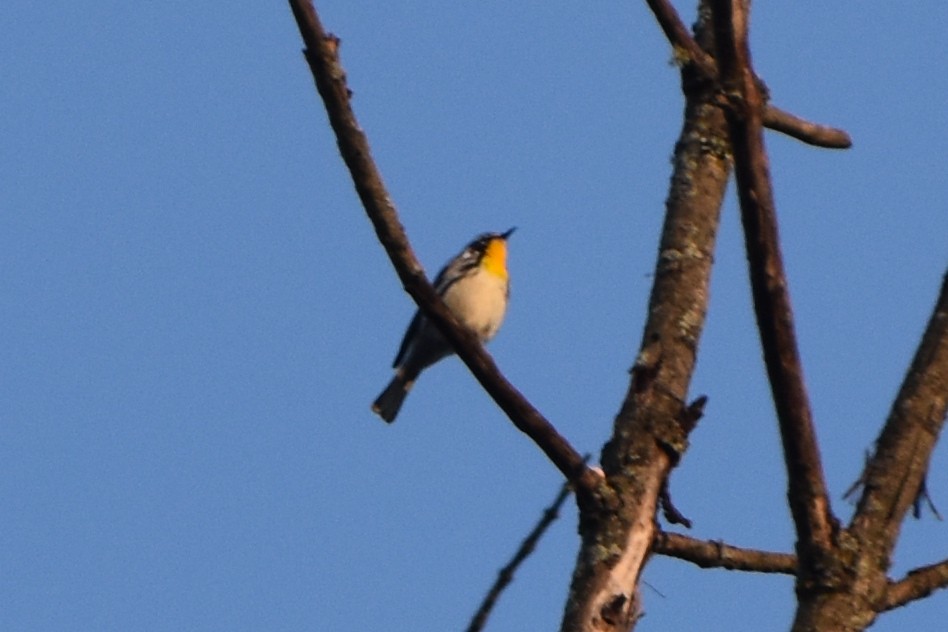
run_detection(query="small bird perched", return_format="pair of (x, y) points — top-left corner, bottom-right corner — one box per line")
(372, 228), (515, 422)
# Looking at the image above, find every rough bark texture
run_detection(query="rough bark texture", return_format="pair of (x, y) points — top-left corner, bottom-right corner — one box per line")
(559, 9), (731, 629)
(790, 272), (948, 630)
(289, 1), (948, 628)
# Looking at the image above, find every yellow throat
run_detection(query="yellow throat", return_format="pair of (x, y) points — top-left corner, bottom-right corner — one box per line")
(481, 238), (509, 280)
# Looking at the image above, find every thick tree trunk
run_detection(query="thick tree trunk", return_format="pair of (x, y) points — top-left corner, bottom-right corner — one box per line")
(559, 9), (732, 629)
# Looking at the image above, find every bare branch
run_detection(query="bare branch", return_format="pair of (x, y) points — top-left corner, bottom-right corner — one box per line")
(851, 270), (948, 542)
(645, 0), (851, 149)
(762, 106), (852, 149)
(709, 0), (837, 558)
(561, 5), (731, 627)
(644, 0), (716, 76)
(287, 0), (598, 491)
(653, 531), (797, 574)
(467, 477), (575, 632)
(884, 557), (948, 611)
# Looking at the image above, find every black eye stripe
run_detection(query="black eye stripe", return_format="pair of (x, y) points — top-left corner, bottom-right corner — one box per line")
(465, 233), (503, 253)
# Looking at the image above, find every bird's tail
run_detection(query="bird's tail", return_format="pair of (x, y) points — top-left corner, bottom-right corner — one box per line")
(371, 371), (414, 423)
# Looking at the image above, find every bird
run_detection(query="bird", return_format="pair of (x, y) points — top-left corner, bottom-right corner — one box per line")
(371, 228), (515, 422)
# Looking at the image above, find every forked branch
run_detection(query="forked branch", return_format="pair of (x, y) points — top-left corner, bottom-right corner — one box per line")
(644, 0), (851, 149)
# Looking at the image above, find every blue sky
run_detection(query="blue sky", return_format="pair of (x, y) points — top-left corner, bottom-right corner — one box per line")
(2, 1), (947, 630)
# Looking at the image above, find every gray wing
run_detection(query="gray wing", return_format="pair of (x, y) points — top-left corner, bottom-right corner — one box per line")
(392, 310), (424, 368)
(391, 245), (479, 367)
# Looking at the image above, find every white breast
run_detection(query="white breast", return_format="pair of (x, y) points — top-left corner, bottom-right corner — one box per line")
(442, 270), (509, 341)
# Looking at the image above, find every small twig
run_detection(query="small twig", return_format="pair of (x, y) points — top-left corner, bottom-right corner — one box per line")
(842, 449), (872, 501)
(679, 395), (708, 434)
(657, 396), (708, 527)
(659, 479), (692, 528)
(652, 531), (797, 574)
(709, 0), (836, 553)
(644, 0), (852, 149)
(884, 557), (948, 611)
(466, 476), (576, 632)
(762, 106), (851, 149)
(912, 475), (942, 520)
(287, 0), (598, 492)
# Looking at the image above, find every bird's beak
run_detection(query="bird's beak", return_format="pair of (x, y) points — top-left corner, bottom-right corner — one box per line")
(501, 227), (517, 240)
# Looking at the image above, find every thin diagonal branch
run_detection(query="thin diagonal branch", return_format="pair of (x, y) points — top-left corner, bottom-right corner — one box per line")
(709, 0), (836, 556)
(652, 531), (797, 574)
(467, 477), (575, 632)
(287, 0), (599, 492)
(644, 0), (851, 149)
(884, 557), (948, 611)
